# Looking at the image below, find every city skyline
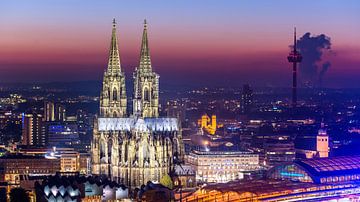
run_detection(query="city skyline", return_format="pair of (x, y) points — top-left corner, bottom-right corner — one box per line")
(2, 2), (360, 200)
(0, 0), (359, 88)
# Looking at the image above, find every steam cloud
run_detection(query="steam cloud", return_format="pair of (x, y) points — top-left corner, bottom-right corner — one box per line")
(296, 32), (332, 87)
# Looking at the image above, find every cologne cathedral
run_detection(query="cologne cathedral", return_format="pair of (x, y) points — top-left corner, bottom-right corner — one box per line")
(91, 19), (184, 187)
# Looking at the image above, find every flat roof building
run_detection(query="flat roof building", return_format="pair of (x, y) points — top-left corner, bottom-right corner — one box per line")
(0, 154), (60, 185)
(186, 150), (260, 183)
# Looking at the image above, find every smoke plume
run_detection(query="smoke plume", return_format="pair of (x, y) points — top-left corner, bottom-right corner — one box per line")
(296, 32), (332, 87)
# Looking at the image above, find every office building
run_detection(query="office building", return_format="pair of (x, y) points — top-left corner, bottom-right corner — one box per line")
(240, 84), (253, 115)
(21, 112), (45, 146)
(186, 150), (260, 183)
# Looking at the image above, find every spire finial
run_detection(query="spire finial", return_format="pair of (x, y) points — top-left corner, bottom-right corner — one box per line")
(113, 18), (116, 27)
(144, 19), (147, 29)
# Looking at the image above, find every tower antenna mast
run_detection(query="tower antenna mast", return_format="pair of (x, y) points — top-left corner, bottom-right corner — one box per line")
(287, 27), (302, 108)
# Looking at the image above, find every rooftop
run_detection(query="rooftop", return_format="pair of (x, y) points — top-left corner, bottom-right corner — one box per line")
(0, 154), (48, 160)
(190, 150), (255, 156)
(295, 155), (360, 177)
(98, 117), (179, 132)
(202, 179), (319, 195)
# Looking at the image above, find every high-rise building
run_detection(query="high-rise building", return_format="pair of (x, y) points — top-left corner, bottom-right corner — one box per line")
(240, 84), (253, 115)
(44, 101), (66, 122)
(55, 104), (66, 122)
(22, 112), (45, 146)
(91, 19), (184, 188)
(44, 101), (55, 122)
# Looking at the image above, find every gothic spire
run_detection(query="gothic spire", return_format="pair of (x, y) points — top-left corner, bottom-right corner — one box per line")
(107, 18), (122, 74)
(139, 19), (152, 70)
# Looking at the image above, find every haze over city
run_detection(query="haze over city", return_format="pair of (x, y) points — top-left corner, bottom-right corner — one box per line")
(1, 0), (359, 87)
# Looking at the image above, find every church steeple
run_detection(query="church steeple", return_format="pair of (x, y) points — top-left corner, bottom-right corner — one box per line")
(139, 19), (152, 70)
(100, 19), (127, 118)
(133, 19), (159, 118)
(107, 18), (122, 74)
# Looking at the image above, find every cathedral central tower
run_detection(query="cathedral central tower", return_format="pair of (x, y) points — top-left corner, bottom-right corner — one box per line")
(133, 20), (159, 117)
(100, 19), (127, 118)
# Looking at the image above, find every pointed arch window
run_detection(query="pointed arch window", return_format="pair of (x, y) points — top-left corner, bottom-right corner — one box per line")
(144, 88), (150, 102)
(113, 88), (118, 101)
(151, 88), (155, 99)
(107, 89), (111, 99)
(100, 140), (106, 161)
(108, 138), (113, 162)
(124, 142), (128, 162)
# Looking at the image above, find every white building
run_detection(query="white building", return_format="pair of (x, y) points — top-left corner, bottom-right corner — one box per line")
(186, 150), (260, 183)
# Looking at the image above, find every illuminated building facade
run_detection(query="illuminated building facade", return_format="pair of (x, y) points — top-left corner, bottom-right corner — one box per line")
(173, 164), (196, 188)
(55, 104), (66, 122)
(44, 101), (67, 122)
(44, 101), (55, 122)
(45, 148), (80, 173)
(79, 152), (91, 175)
(22, 112), (45, 146)
(316, 123), (329, 158)
(198, 114), (217, 135)
(132, 20), (159, 118)
(295, 123), (329, 159)
(186, 150), (260, 183)
(0, 154), (60, 185)
(99, 19), (127, 118)
(91, 19), (184, 187)
(45, 121), (80, 147)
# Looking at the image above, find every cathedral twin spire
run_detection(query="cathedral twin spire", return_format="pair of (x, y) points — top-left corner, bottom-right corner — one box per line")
(101, 19), (159, 118)
(139, 20), (152, 71)
(107, 19), (122, 75)
(106, 19), (152, 75)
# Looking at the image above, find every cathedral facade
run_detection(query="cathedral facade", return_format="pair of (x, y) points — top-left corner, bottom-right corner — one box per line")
(91, 19), (184, 188)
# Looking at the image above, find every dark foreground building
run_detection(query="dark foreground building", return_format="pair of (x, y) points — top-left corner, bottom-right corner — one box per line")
(35, 175), (128, 201)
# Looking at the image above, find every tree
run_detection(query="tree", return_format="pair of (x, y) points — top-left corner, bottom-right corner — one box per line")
(10, 187), (30, 202)
(160, 174), (174, 190)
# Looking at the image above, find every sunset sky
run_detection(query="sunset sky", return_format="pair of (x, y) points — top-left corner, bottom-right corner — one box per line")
(0, 0), (359, 87)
